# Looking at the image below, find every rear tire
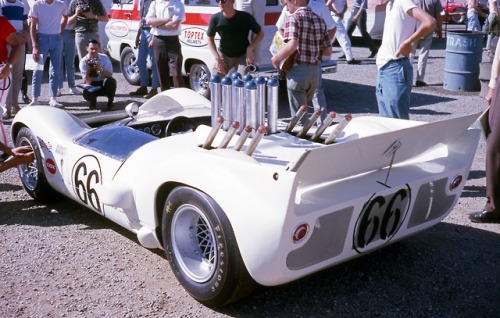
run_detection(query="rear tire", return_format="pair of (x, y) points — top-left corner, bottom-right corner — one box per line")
(15, 127), (59, 202)
(120, 46), (140, 86)
(162, 186), (256, 307)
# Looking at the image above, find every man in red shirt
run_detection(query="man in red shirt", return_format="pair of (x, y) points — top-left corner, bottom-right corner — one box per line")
(0, 16), (26, 106)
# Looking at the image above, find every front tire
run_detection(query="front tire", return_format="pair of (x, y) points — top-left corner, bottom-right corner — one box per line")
(162, 186), (255, 307)
(189, 63), (211, 99)
(15, 127), (59, 202)
(451, 7), (466, 24)
(120, 46), (140, 86)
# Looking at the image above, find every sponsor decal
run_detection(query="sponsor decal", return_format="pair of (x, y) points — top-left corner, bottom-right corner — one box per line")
(55, 145), (66, 156)
(46, 158), (56, 174)
(353, 186), (411, 253)
(107, 21), (130, 38)
(180, 27), (208, 47)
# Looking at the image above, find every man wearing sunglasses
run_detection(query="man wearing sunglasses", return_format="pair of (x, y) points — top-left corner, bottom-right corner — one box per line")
(271, 0), (332, 122)
(207, 0), (264, 76)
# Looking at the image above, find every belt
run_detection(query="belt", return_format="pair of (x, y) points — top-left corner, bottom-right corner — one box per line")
(391, 57), (409, 62)
(142, 26), (151, 30)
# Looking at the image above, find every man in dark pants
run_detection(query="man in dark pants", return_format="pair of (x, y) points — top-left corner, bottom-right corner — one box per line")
(345, 0), (378, 58)
(79, 39), (116, 110)
(470, 40), (500, 223)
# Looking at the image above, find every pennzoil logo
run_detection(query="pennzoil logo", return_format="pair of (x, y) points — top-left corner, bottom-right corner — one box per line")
(180, 27), (208, 47)
(353, 186), (411, 253)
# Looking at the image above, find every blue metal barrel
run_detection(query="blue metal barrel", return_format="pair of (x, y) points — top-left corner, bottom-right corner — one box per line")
(443, 31), (483, 91)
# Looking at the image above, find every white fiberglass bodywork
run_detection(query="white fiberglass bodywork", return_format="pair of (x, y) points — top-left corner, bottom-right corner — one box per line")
(11, 88), (481, 305)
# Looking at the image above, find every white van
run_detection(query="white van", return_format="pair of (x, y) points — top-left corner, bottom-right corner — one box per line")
(106, 0), (286, 97)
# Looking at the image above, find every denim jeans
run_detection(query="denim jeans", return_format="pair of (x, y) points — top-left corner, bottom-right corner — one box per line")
(376, 59), (413, 120)
(138, 28), (159, 89)
(32, 33), (63, 98)
(58, 29), (77, 89)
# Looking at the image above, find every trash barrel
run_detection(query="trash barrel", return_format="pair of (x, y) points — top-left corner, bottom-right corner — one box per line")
(443, 31), (483, 92)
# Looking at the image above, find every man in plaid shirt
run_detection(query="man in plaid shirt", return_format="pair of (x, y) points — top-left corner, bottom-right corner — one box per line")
(271, 0), (332, 121)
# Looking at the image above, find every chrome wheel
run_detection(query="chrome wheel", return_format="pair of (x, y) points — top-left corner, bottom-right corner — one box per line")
(189, 64), (211, 98)
(120, 46), (140, 85)
(171, 204), (216, 283)
(17, 135), (38, 191)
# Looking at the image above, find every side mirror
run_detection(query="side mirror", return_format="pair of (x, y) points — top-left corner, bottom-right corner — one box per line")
(125, 102), (140, 118)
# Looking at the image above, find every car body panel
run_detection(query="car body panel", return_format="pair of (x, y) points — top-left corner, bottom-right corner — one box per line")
(12, 88), (480, 287)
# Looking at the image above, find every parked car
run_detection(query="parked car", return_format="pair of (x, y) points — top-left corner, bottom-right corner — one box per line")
(442, 0), (467, 24)
(11, 87), (481, 307)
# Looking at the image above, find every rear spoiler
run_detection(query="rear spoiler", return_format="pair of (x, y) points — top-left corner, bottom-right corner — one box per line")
(288, 113), (481, 188)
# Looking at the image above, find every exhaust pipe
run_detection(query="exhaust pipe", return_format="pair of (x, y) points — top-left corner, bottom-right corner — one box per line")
(324, 114), (352, 145)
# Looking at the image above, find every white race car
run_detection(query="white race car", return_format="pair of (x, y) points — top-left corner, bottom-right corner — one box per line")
(11, 87), (481, 307)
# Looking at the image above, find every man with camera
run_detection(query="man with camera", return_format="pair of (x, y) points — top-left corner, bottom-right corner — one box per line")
(68, 0), (108, 59)
(79, 39), (116, 110)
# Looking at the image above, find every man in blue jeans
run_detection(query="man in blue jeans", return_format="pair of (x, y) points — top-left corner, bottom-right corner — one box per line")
(375, 0), (435, 119)
(129, 0), (159, 99)
(346, 0), (378, 58)
(29, 0), (67, 108)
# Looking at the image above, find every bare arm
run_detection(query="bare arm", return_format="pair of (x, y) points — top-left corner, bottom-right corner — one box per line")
(396, 7), (436, 58)
(271, 38), (299, 69)
(208, 36), (226, 75)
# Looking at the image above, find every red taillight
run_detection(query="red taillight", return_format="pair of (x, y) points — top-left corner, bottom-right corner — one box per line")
(292, 223), (309, 243)
(450, 175), (463, 191)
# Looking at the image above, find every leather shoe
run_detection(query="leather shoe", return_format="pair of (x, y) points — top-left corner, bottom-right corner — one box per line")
(347, 59), (361, 65)
(469, 210), (500, 223)
(415, 80), (428, 87)
(368, 50), (378, 58)
(338, 54), (346, 60)
(129, 86), (148, 96)
(144, 88), (158, 99)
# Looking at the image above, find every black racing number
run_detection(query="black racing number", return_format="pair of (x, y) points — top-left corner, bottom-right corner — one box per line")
(73, 161), (101, 212)
(355, 187), (410, 252)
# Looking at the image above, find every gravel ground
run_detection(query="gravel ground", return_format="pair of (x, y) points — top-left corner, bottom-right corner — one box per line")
(1, 37), (499, 317)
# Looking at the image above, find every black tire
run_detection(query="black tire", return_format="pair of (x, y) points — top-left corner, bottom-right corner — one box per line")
(189, 63), (211, 99)
(15, 127), (59, 202)
(120, 46), (140, 86)
(451, 7), (466, 24)
(162, 186), (256, 307)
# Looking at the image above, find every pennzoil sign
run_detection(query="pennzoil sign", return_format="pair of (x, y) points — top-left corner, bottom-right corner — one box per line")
(180, 27), (208, 47)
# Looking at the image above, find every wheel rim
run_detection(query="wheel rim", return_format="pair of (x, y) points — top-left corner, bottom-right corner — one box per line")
(171, 204), (217, 283)
(122, 52), (139, 83)
(189, 64), (210, 97)
(17, 136), (38, 191)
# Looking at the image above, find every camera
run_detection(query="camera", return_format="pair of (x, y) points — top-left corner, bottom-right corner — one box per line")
(80, 4), (90, 12)
(88, 57), (98, 65)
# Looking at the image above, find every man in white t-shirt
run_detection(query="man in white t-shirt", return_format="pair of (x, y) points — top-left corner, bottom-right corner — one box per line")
(29, 0), (68, 108)
(375, 0), (435, 120)
(146, 0), (186, 91)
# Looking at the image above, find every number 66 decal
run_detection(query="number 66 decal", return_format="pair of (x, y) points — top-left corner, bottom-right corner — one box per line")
(354, 186), (411, 253)
(72, 155), (103, 213)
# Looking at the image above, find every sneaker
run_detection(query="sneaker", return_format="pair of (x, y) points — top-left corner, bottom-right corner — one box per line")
(29, 99), (41, 106)
(129, 86), (148, 96)
(415, 80), (428, 87)
(69, 86), (82, 95)
(57, 88), (63, 97)
(49, 98), (64, 108)
(347, 59), (361, 65)
(143, 88), (158, 99)
(2, 110), (12, 119)
(338, 54), (346, 60)
(22, 94), (31, 104)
